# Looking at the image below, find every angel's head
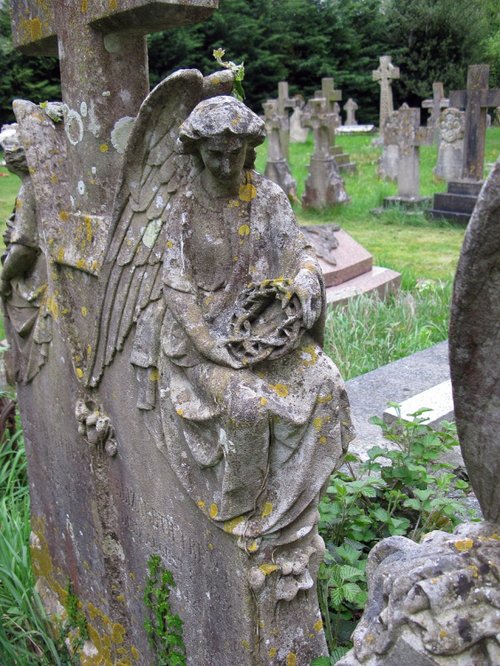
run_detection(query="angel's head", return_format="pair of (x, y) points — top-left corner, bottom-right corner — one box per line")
(178, 96), (265, 183)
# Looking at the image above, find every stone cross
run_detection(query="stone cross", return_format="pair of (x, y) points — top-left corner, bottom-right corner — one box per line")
(384, 103), (433, 199)
(450, 64), (500, 181)
(372, 55), (400, 132)
(11, 0), (218, 220)
(262, 100), (297, 198)
(319, 77), (342, 144)
(302, 97), (337, 159)
(344, 98), (358, 125)
(421, 82), (449, 142)
(277, 80), (295, 159)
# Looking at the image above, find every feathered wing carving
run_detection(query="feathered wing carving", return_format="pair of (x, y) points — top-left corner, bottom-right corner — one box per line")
(88, 69), (234, 392)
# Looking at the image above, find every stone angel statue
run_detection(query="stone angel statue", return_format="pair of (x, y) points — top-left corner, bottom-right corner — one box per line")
(87, 69), (354, 557)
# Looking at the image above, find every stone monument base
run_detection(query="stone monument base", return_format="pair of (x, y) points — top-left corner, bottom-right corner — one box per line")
(382, 195), (432, 211)
(426, 179), (483, 224)
(325, 266), (401, 307)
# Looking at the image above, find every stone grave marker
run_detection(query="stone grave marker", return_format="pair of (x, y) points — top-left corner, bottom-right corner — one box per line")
(428, 64), (500, 223)
(289, 95), (309, 143)
(302, 97), (349, 208)
(277, 80), (295, 159)
(339, 158), (500, 666)
(4, 4), (356, 664)
(434, 107), (465, 182)
(372, 55), (400, 132)
(314, 79), (356, 174)
(421, 81), (449, 142)
(344, 98), (358, 125)
(262, 99), (297, 199)
(380, 104), (433, 209)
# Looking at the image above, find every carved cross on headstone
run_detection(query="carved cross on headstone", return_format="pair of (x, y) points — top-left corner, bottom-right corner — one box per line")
(302, 97), (336, 159)
(11, 0), (218, 218)
(372, 55), (400, 132)
(277, 81), (295, 159)
(450, 64), (500, 181)
(422, 82), (449, 143)
(384, 103), (433, 199)
(344, 98), (358, 125)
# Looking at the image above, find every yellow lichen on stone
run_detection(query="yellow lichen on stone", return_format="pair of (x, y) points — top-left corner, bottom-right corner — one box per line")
(227, 199), (240, 208)
(241, 639), (250, 650)
(99, 144), (109, 153)
(76, 259), (87, 270)
(197, 500), (206, 509)
(301, 344), (318, 367)
(259, 397), (268, 407)
(317, 393), (333, 405)
(238, 224), (250, 237)
(246, 540), (259, 553)
(166, 240), (174, 249)
(57, 248), (65, 263)
(313, 417), (323, 431)
(59, 211), (69, 222)
(149, 368), (159, 382)
(439, 629), (448, 639)
(76, 368), (84, 379)
(313, 618), (323, 633)
(270, 383), (288, 398)
(209, 503), (219, 519)
(286, 653), (297, 666)
(239, 183), (257, 202)
(21, 18), (43, 41)
(261, 502), (273, 518)
(454, 538), (474, 552)
(319, 436), (327, 445)
(259, 563), (279, 575)
(84, 216), (93, 243)
(109, 0), (118, 10)
(50, 174), (58, 184)
(268, 647), (277, 658)
(81, 306), (88, 317)
(224, 515), (245, 534)
(112, 623), (125, 644)
(176, 407), (184, 416)
(81, 0), (88, 12)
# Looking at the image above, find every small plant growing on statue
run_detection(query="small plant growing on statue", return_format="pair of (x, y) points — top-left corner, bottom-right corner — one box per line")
(212, 48), (245, 100)
(144, 554), (186, 666)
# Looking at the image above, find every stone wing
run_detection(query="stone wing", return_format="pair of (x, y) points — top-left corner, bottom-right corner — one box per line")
(88, 69), (234, 387)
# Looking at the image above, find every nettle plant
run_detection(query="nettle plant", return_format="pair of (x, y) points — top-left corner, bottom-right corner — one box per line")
(317, 406), (474, 660)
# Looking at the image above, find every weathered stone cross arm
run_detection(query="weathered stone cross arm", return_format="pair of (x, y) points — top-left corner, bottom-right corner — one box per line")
(12, 0), (218, 55)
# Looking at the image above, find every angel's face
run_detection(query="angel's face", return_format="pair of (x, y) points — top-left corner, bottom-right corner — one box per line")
(198, 135), (247, 185)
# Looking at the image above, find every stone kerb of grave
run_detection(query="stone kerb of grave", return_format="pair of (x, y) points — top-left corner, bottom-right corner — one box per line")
(338, 158), (500, 666)
(4, 59), (359, 662)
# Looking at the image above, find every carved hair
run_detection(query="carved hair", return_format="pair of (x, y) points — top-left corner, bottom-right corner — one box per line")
(178, 96), (266, 154)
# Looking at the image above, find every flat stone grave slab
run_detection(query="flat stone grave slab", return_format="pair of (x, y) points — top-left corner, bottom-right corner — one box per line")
(325, 265), (401, 307)
(383, 379), (453, 427)
(337, 125), (375, 134)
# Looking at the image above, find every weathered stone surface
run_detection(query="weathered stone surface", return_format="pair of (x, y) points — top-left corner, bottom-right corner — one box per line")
(302, 98), (349, 209)
(4, 65), (355, 664)
(382, 104), (433, 207)
(277, 80), (295, 159)
(263, 99), (297, 200)
(372, 55), (400, 131)
(449, 158), (500, 523)
(421, 82), (449, 143)
(434, 108), (465, 182)
(344, 98), (358, 125)
(337, 523), (500, 665)
(289, 95), (309, 143)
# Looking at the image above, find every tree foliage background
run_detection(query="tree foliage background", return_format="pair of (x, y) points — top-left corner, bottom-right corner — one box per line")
(0, 0), (499, 126)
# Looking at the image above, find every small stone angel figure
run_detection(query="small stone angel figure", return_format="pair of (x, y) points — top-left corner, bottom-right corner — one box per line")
(90, 71), (353, 554)
(0, 124), (51, 384)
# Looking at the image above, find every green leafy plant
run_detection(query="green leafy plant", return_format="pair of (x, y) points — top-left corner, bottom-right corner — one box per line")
(212, 48), (245, 100)
(143, 555), (186, 666)
(318, 408), (474, 658)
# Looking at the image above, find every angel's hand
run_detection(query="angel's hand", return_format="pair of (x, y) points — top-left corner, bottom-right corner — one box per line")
(205, 339), (244, 370)
(280, 268), (322, 330)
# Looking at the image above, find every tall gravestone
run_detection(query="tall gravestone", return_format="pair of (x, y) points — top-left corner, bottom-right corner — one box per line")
(289, 95), (309, 143)
(263, 99), (297, 200)
(277, 81), (295, 160)
(382, 104), (433, 210)
(433, 107), (465, 182)
(338, 158), (500, 666)
(315, 78), (356, 174)
(302, 97), (350, 209)
(421, 82), (449, 143)
(4, 4), (355, 665)
(373, 56), (400, 179)
(427, 64), (500, 223)
(344, 98), (358, 126)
